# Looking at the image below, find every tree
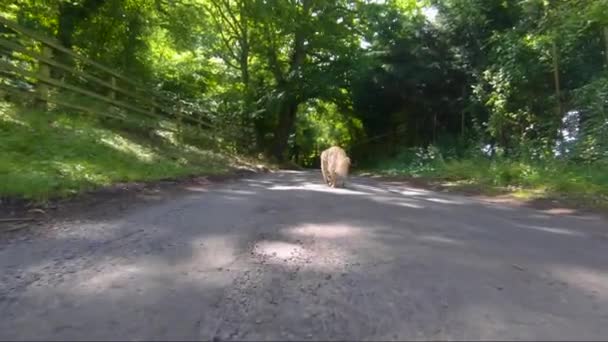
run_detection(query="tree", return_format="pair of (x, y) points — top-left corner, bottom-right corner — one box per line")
(248, 0), (365, 160)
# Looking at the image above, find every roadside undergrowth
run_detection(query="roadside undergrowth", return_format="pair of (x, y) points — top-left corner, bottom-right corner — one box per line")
(0, 102), (262, 202)
(361, 147), (608, 210)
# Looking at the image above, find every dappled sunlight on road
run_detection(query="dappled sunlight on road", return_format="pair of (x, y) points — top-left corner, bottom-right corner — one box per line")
(217, 189), (258, 196)
(423, 197), (466, 205)
(543, 207), (578, 215)
(367, 195), (425, 209)
(552, 265), (608, 300)
(183, 186), (209, 192)
(242, 179), (274, 186)
(74, 234), (240, 295)
(218, 195), (246, 202)
(285, 223), (365, 239)
(269, 182), (369, 195)
(253, 240), (305, 259)
(514, 223), (586, 237)
(417, 234), (465, 246)
(390, 188), (432, 196)
(251, 237), (354, 272)
(348, 183), (392, 194)
(77, 264), (145, 293)
(3, 170), (608, 340)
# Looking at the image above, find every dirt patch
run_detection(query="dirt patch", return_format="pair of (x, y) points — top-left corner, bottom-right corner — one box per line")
(0, 166), (270, 235)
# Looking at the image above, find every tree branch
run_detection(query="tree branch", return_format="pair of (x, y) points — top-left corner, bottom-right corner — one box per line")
(218, 0), (246, 35)
(263, 22), (285, 84)
(208, 0), (243, 38)
(203, 3), (241, 64)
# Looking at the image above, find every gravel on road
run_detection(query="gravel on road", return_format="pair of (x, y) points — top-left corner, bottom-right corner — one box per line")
(1, 171), (607, 340)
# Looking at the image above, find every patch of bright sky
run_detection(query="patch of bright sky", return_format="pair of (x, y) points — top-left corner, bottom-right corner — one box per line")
(360, 39), (372, 49)
(359, 3), (438, 49)
(422, 6), (438, 23)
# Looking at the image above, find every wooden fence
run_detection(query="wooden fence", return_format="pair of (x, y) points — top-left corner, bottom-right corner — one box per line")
(0, 15), (214, 136)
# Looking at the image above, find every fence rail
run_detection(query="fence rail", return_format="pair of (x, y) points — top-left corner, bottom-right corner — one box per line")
(0, 15), (214, 134)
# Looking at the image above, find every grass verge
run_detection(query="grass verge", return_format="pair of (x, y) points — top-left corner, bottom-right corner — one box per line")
(0, 102), (260, 202)
(362, 150), (608, 211)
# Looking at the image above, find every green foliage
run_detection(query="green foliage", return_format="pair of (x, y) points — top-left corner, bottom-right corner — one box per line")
(0, 102), (231, 201)
(2, 0), (608, 205)
(571, 73), (608, 162)
(295, 99), (364, 166)
(366, 145), (608, 208)
(367, 146), (445, 176)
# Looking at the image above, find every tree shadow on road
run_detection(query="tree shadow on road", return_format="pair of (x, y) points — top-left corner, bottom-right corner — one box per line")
(1, 171), (608, 340)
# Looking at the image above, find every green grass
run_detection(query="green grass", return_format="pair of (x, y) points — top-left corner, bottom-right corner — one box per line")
(0, 102), (238, 201)
(364, 148), (608, 209)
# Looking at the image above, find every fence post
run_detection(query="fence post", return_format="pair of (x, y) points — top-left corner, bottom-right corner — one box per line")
(604, 27), (608, 69)
(197, 113), (203, 135)
(110, 76), (116, 100)
(176, 103), (183, 144)
(146, 98), (157, 138)
(35, 45), (52, 110)
(150, 99), (156, 116)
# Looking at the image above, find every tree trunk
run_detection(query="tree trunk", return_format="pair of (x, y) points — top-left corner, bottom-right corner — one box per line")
(460, 85), (467, 139)
(552, 40), (562, 118)
(238, 0), (250, 105)
(269, 0), (310, 161)
(54, 4), (76, 79)
(604, 27), (608, 69)
(55, 0), (106, 78)
(461, 111), (465, 139)
(272, 98), (298, 162)
(123, 16), (141, 73)
(254, 118), (268, 154)
(36, 46), (52, 111)
(413, 118), (419, 146)
(552, 39), (567, 155)
(240, 39), (252, 148)
(432, 113), (437, 144)
(56, 4), (76, 50)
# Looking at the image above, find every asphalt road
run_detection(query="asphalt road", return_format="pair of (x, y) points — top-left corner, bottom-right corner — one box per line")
(1, 170), (608, 341)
